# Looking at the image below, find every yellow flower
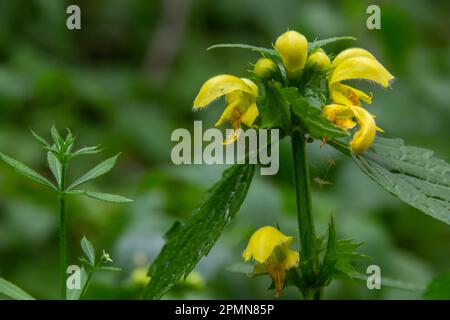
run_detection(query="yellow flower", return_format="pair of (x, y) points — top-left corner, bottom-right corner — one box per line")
(193, 74), (259, 144)
(328, 48), (394, 106)
(275, 30), (308, 77)
(323, 104), (380, 153)
(307, 48), (331, 70)
(243, 226), (299, 297)
(254, 58), (277, 79)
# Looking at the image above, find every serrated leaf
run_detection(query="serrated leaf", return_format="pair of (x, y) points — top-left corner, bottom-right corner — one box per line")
(0, 152), (57, 191)
(0, 277), (35, 300)
(72, 190), (133, 203)
(258, 80), (291, 130)
(143, 164), (256, 299)
(47, 150), (62, 187)
(275, 85), (348, 139)
(353, 137), (450, 225)
(424, 271), (450, 299)
(67, 154), (120, 190)
(81, 236), (96, 266)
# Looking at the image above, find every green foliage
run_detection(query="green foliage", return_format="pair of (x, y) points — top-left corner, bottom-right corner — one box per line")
(144, 164), (256, 299)
(277, 85), (348, 140)
(73, 236), (121, 300)
(424, 271), (450, 300)
(352, 137), (450, 225)
(0, 277), (35, 300)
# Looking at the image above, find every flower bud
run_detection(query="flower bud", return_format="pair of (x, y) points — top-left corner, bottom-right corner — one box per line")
(275, 30), (308, 76)
(307, 48), (331, 70)
(254, 58), (277, 79)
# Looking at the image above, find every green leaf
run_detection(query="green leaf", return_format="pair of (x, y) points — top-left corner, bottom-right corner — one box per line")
(71, 190), (133, 203)
(70, 145), (102, 158)
(47, 151), (62, 187)
(0, 152), (57, 191)
(99, 266), (122, 272)
(353, 137), (450, 225)
(308, 36), (357, 51)
(66, 267), (88, 300)
(143, 164), (256, 299)
(30, 129), (50, 148)
(349, 274), (425, 292)
(319, 216), (337, 285)
(207, 43), (276, 55)
(276, 85), (348, 139)
(68, 154), (120, 190)
(258, 80), (291, 130)
(81, 236), (96, 266)
(0, 277), (35, 300)
(424, 271), (450, 299)
(51, 125), (64, 150)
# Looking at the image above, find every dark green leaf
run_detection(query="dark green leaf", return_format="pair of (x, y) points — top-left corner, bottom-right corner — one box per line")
(0, 152), (57, 191)
(258, 80), (291, 130)
(276, 85), (348, 139)
(0, 277), (35, 300)
(81, 236), (96, 266)
(68, 154), (120, 190)
(424, 271), (450, 299)
(353, 138), (450, 225)
(143, 164), (256, 299)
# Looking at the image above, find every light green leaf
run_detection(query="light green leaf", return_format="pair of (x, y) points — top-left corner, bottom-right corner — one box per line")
(68, 154), (120, 190)
(72, 190), (133, 203)
(66, 267), (88, 300)
(308, 36), (357, 51)
(207, 43), (276, 55)
(47, 151), (62, 187)
(424, 271), (450, 299)
(350, 274), (426, 292)
(81, 236), (96, 266)
(0, 277), (35, 300)
(353, 137), (450, 225)
(99, 266), (122, 272)
(70, 146), (102, 158)
(30, 129), (50, 148)
(0, 152), (57, 191)
(143, 164), (256, 300)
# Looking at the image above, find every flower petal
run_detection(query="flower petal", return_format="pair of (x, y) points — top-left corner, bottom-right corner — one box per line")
(330, 57), (394, 88)
(240, 102), (259, 127)
(350, 106), (377, 153)
(193, 75), (254, 110)
(242, 226), (293, 264)
(215, 100), (240, 127)
(331, 48), (377, 68)
(330, 83), (372, 106)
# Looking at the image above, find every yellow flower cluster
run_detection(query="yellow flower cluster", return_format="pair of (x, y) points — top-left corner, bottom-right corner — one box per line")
(192, 30), (393, 152)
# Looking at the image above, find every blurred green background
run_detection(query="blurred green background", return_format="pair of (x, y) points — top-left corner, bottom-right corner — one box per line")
(0, 0), (449, 299)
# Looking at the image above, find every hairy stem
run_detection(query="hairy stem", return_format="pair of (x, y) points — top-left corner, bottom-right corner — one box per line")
(291, 124), (322, 299)
(59, 163), (67, 300)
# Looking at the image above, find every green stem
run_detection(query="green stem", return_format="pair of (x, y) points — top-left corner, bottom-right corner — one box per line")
(80, 269), (94, 299)
(59, 163), (67, 300)
(291, 123), (322, 299)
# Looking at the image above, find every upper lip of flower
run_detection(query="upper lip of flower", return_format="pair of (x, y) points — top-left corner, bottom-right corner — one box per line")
(328, 48), (394, 107)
